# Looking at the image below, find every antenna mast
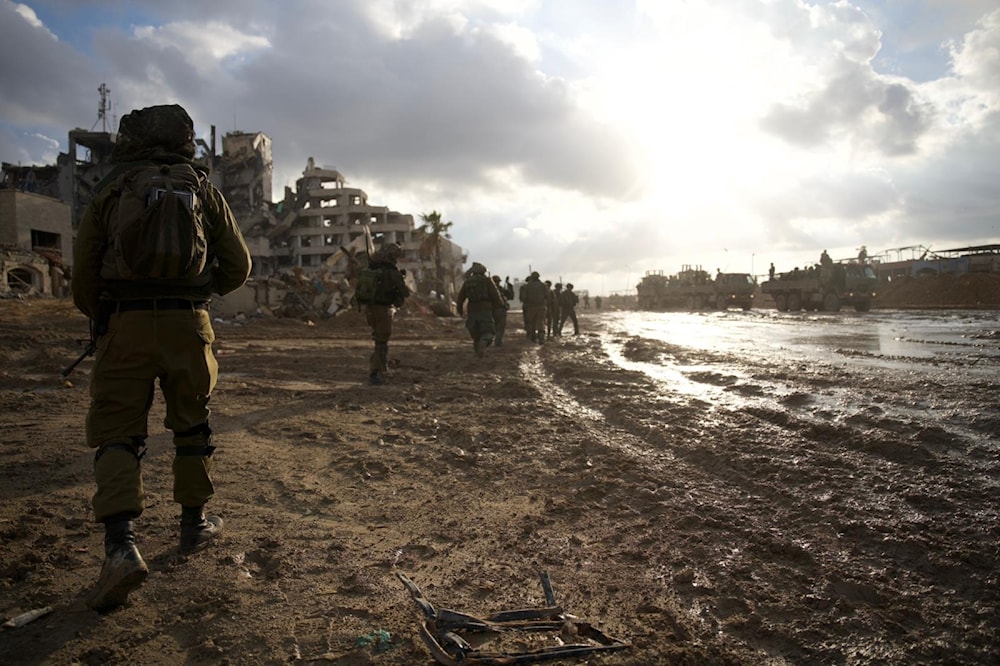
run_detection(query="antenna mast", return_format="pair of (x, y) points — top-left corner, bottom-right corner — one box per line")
(96, 83), (111, 132)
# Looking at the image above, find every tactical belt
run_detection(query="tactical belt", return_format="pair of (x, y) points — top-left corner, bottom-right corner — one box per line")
(114, 298), (209, 312)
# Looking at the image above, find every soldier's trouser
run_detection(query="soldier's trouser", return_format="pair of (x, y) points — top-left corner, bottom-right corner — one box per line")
(465, 309), (496, 344)
(493, 308), (507, 345)
(560, 309), (579, 335)
(88, 305), (218, 522)
(525, 305), (546, 342)
(366, 304), (393, 372)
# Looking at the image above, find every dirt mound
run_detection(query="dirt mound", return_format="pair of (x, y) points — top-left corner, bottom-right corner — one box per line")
(876, 272), (1000, 309)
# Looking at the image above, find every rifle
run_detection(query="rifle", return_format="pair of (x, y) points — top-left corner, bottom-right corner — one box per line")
(61, 304), (111, 377)
(61, 338), (98, 377)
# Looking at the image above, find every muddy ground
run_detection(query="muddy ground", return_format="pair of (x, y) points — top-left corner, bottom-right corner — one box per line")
(0, 286), (998, 665)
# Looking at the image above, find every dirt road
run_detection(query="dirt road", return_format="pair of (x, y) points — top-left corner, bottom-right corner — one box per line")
(1, 298), (997, 665)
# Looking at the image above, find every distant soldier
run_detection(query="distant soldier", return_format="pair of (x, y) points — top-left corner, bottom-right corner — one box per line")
(858, 245), (868, 264)
(521, 272), (548, 344)
(552, 283), (564, 336)
(501, 276), (515, 301)
(518, 275), (530, 336)
(457, 262), (505, 357)
(359, 242), (410, 384)
(558, 283), (580, 335)
(820, 250), (832, 267)
(594, 295), (603, 310)
(491, 275), (510, 347)
(769, 263), (775, 280)
(583, 293), (590, 310)
(543, 280), (555, 338)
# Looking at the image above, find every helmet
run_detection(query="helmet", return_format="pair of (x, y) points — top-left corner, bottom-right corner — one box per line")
(544, 280), (552, 286)
(566, 283), (574, 289)
(554, 283), (562, 289)
(113, 104), (196, 162)
(491, 275), (501, 283)
(378, 242), (403, 260)
(470, 262), (487, 274)
(530, 271), (540, 279)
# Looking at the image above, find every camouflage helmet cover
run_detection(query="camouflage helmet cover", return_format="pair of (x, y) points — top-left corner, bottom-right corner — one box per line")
(112, 104), (196, 162)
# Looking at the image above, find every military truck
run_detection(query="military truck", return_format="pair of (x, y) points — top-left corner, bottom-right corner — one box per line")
(761, 262), (877, 312)
(636, 266), (756, 311)
(714, 272), (757, 310)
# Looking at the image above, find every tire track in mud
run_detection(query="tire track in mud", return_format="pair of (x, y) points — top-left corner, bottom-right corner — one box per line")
(526, 332), (1000, 664)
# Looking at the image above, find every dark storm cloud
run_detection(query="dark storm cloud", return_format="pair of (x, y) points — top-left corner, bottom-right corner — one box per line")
(0, 2), (100, 134)
(221, 9), (638, 199)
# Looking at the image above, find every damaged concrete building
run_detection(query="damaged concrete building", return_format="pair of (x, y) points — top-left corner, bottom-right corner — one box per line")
(0, 186), (73, 297)
(1, 114), (466, 314)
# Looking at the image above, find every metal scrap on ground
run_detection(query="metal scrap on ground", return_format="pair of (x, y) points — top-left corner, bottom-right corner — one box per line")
(397, 571), (630, 665)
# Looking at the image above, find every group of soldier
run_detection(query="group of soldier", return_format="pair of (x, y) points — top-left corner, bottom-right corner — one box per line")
(452, 266), (582, 358)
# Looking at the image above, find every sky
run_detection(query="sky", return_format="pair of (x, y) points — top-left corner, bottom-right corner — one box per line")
(1, 0), (998, 296)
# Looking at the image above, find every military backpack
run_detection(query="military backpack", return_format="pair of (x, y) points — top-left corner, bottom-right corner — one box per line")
(102, 163), (209, 281)
(464, 274), (493, 303)
(356, 265), (392, 305)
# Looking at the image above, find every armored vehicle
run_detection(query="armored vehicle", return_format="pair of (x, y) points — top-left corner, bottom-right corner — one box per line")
(761, 262), (877, 312)
(637, 266), (755, 311)
(714, 273), (757, 310)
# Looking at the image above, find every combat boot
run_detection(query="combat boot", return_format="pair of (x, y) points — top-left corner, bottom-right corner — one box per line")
(87, 518), (148, 611)
(179, 505), (223, 554)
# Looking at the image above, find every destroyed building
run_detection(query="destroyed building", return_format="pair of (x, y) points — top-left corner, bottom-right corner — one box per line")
(1, 109), (466, 312)
(0, 186), (72, 296)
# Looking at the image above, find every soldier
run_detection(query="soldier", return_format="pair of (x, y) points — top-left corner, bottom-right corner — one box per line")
(552, 283), (564, 336)
(491, 274), (510, 347)
(544, 280), (556, 338)
(521, 272), (548, 344)
(362, 242), (410, 384)
(559, 283), (580, 335)
(456, 262), (505, 357)
(71, 104), (252, 610)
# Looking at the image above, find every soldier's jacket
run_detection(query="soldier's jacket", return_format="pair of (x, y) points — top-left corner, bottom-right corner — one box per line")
(73, 151), (251, 319)
(558, 289), (579, 311)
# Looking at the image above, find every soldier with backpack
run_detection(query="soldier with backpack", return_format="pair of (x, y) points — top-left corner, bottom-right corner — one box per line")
(456, 262), (505, 357)
(356, 241), (410, 384)
(521, 272), (548, 344)
(71, 104), (251, 611)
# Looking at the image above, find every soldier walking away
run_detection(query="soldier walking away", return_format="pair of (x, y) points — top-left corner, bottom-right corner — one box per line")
(521, 272), (548, 344)
(359, 242), (410, 384)
(71, 104), (252, 611)
(456, 262), (505, 357)
(857, 245), (868, 264)
(559, 283), (581, 335)
(544, 280), (556, 339)
(551, 283), (564, 336)
(491, 274), (510, 347)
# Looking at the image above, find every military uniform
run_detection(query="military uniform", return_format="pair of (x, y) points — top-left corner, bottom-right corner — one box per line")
(72, 104), (251, 610)
(491, 275), (510, 346)
(521, 273), (548, 344)
(558, 284), (580, 335)
(364, 243), (410, 383)
(456, 263), (505, 356)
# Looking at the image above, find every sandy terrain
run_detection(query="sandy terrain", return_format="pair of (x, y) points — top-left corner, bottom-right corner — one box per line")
(0, 284), (997, 665)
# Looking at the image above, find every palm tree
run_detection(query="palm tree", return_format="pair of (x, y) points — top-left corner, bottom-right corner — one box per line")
(418, 210), (454, 296)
